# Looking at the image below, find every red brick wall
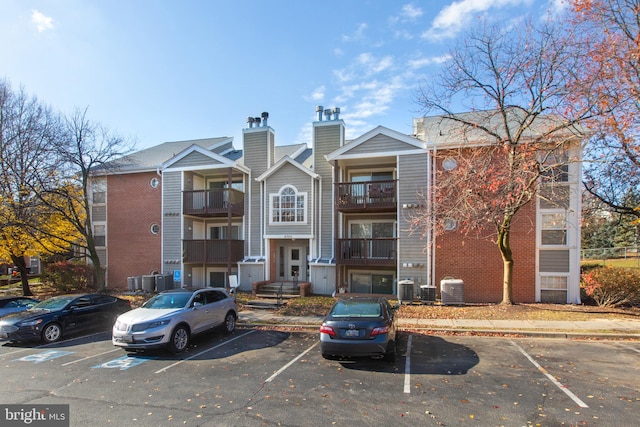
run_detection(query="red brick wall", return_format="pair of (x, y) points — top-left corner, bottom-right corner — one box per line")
(106, 172), (162, 290)
(435, 202), (536, 303)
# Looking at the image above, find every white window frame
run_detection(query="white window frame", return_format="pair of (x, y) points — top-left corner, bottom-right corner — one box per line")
(269, 185), (307, 225)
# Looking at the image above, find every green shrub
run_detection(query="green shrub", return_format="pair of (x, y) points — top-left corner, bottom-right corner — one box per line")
(41, 261), (95, 293)
(581, 266), (640, 307)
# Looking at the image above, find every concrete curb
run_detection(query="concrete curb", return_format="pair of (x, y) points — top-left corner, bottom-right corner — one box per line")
(237, 321), (640, 340)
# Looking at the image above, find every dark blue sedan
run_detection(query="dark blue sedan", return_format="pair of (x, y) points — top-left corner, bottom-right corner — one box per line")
(0, 296), (40, 317)
(320, 297), (399, 362)
(0, 294), (131, 344)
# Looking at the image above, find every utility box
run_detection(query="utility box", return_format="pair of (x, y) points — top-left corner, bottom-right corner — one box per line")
(134, 276), (143, 291)
(398, 279), (414, 304)
(440, 278), (464, 305)
(155, 274), (174, 292)
(142, 275), (156, 292)
(420, 285), (436, 304)
(127, 277), (136, 292)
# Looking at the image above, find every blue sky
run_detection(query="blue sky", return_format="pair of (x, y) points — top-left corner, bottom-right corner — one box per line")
(1, 1), (568, 150)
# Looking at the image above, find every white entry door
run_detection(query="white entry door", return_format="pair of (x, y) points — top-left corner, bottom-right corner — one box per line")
(287, 247), (305, 281)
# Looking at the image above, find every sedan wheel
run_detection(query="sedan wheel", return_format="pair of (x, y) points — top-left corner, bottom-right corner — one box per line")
(42, 323), (62, 343)
(223, 312), (236, 335)
(169, 325), (189, 354)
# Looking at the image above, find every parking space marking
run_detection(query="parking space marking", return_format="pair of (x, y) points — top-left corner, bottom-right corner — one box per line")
(155, 330), (256, 374)
(264, 341), (318, 383)
(15, 350), (75, 364)
(0, 347), (34, 358)
(510, 341), (588, 408)
(618, 343), (640, 354)
(93, 354), (156, 370)
(61, 348), (121, 366)
(403, 334), (413, 394)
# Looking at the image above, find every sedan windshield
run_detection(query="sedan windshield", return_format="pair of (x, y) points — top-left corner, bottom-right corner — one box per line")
(330, 301), (382, 318)
(143, 293), (192, 309)
(31, 296), (76, 311)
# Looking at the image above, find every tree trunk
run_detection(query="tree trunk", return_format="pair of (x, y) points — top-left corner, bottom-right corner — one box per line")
(86, 240), (105, 291)
(497, 227), (514, 305)
(10, 254), (33, 296)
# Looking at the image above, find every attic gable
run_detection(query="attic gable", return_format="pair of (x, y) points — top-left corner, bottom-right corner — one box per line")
(162, 144), (247, 172)
(326, 125), (426, 161)
(256, 155), (319, 182)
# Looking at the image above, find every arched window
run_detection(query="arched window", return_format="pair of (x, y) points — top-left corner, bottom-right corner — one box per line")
(270, 186), (306, 224)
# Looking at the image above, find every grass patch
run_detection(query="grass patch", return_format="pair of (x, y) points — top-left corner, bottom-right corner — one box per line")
(582, 258), (640, 269)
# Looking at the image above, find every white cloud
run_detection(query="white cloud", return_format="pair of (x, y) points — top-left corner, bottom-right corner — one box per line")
(31, 10), (54, 32)
(310, 86), (325, 101)
(401, 4), (424, 20)
(342, 23), (368, 42)
(407, 55), (450, 70)
(422, 0), (532, 41)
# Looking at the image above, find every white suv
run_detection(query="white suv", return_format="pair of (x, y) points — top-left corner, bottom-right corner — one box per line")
(113, 287), (237, 353)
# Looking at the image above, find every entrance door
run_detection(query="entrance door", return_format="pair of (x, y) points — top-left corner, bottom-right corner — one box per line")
(287, 247), (304, 282)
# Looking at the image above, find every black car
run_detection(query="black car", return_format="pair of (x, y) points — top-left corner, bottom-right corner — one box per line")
(0, 296), (39, 317)
(320, 296), (399, 362)
(0, 294), (131, 344)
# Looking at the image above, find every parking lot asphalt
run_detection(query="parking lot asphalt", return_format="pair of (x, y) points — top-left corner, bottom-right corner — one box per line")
(238, 309), (640, 340)
(1, 327), (638, 426)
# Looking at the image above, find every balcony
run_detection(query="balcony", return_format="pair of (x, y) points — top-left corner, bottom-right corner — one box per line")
(336, 238), (397, 266)
(183, 189), (244, 217)
(183, 239), (244, 264)
(335, 180), (396, 212)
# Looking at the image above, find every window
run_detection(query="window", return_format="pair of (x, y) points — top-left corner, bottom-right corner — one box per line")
(540, 275), (567, 303)
(210, 225), (241, 240)
(92, 178), (106, 204)
(270, 186), (306, 224)
(541, 213), (566, 245)
(443, 218), (457, 231)
(351, 171), (393, 182)
(94, 225), (106, 247)
(541, 150), (570, 183)
(442, 158), (458, 171)
(150, 177), (159, 188)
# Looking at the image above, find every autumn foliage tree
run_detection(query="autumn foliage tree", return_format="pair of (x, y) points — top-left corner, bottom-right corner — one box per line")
(0, 80), (79, 295)
(41, 108), (134, 291)
(570, 0), (640, 219)
(413, 19), (593, 304)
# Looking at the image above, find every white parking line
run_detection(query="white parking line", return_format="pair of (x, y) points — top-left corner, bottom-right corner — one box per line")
(403, 334), (413, 394)
(155, 330), (256, 374)
(618, 343), (640, 354)
(61, 348), (121, 366)
(510, 341), (588, 408)
(264, 341), (318, 383)
(0, 347), (33, 358)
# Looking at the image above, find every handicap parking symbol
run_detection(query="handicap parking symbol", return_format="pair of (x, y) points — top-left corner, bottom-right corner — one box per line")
(16, 350), (75, 364)
(93, 355), (154, 371)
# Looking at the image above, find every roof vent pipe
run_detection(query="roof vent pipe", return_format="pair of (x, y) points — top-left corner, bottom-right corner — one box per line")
(254, 117), (261, 126)
(332, 107), (340, 120)
(247, 117), (255, 128)
(315, 106), (324, 121)
(261, 112), (269, 127)
(324, 109), (332, 121)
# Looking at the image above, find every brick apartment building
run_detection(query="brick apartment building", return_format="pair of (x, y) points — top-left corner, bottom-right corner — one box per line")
(89, 108), (582, 303)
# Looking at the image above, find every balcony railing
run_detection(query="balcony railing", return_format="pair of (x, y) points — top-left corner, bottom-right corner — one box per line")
(336, 238), (397, 266)
(183, 189), (244, 217)
(335, 180), (396, 212)
(183, 239), (244, 264)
